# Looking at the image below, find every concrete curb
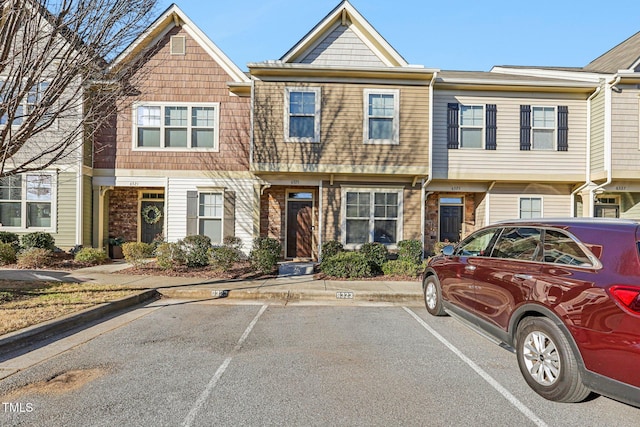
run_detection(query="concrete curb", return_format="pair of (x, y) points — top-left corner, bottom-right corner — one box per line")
(0, 289), (160, 355)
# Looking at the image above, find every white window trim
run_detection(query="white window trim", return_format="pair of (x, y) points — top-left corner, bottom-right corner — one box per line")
(284, 87), (321, 143)
(459, 104), (485, 149)
(363, 88), (400, 145)
(531, 106), (556, 151)
(131, 101), (220, 152)
(0, 172), (57, 232)
(518, 196), (544, 219)
(340, 186), (404, 249)
(0, 80), (57, 130)
(197, 190), (225, 245)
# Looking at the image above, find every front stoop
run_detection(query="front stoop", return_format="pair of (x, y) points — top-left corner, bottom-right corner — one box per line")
(277, 262), (316, 277)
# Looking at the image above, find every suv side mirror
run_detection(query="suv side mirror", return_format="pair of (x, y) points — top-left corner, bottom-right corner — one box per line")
(442, 245), (455, 256)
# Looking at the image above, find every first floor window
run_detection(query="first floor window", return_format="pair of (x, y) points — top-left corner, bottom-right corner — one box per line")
(135, 103), (218, 150)
(0, 173), (53, 229)
(519, 197), (542, 219)
(199, 192), (223, 244)
(344, 189), (401, 246)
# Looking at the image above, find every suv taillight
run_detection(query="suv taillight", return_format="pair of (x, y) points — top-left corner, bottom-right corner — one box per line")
(610, 286), (640, 314)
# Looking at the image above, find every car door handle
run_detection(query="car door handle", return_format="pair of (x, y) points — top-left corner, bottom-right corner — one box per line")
(465, 265), (476, 271)
(514, 274), (533, 280)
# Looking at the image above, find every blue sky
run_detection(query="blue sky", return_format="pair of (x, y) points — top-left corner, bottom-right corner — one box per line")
(158, 0), (640, 72)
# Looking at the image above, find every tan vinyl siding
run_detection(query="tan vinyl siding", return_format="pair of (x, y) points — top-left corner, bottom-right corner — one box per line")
(611, 86), (640, 177)
(254, 81), (429, 172)
(433, 90), (587, 181)
(590, 87), (606, 174)
(487, 183), (572, 223)
(55, 172), (78, 249)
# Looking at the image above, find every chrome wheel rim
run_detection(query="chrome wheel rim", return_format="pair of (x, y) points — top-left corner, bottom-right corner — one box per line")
(425, 282), (437, 310)
(522, 331), (560, 386)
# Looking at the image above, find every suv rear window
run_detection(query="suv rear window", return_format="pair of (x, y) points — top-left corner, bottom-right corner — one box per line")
(543, 229), (593, 266)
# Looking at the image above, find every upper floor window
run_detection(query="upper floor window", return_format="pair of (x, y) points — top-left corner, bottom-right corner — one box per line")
(0, 173), (54, 230)
(134, 103), (219, 150)
(520, 105), (568, 151)
(285, 87), (320, 143)
(447, 103), (496, 150)
(1, 81), (51, 127)
(460, 105), (484, 148)
(364, 89), (399, 144)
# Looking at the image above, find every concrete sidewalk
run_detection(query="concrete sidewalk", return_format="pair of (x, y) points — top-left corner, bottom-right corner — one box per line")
(0, 262), (423, 355)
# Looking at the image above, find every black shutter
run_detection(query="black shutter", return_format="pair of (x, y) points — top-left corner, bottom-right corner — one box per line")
(186, 191), (198, 236)
(485, 104), (497, 150)
(557, 106), (568, 151)
(447, 103), (459, 149)
(520, 105), (531, 151)
(223, 190), (236, 239)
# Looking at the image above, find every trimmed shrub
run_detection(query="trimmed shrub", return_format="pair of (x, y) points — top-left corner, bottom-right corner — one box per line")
(74, 248), (108, 265)
(209, 245), (241, 271)
(397, 239), (423, 264)
(21, 232), (55, 251)
(155, 242), (186, 269)
(0, 231), (20, 251)
(0, 242), (17, 265)
(321, 240), (343, 260)
(320, 251), (374, 278)
(223, 236), (244, 254)
(122, 242), (153, 267)
(382, 259), (423, 278)
(16, 248), (52, 269)
(250, 237), (282, 275)
(180, 235), (212, 268)
(360, 242), (388, 273)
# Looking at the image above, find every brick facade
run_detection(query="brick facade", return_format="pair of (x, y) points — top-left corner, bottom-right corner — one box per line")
(425, 192), (477, 254)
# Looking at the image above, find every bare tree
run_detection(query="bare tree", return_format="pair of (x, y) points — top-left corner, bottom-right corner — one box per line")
(0, 0), (160, 177)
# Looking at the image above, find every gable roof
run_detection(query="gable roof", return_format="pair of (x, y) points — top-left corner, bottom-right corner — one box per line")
(110, 3), (249, 83)
(584, 31), (640, 73)
(280, 0), (409, 67)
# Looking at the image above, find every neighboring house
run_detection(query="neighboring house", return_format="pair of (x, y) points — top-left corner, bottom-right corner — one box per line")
(427, 71), (597, 249)
(0, 2), (91, 250)
(92, 4), (255, 252)
(249, 1), (437, 260)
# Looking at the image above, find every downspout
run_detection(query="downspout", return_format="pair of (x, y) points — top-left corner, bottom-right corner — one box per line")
(589, 75), (620, 215)
(422, 71), (438, 259)
(571, 83), (602, 216)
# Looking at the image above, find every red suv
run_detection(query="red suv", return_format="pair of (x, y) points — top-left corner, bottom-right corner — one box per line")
(422, 218), (640, 406)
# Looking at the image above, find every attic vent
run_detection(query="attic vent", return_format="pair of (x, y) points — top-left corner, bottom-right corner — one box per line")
(170, 36), (186, 55)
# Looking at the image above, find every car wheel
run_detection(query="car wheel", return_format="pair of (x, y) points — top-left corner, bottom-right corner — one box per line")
(515, 317), (591, 403)
(423, 275), (445, 316)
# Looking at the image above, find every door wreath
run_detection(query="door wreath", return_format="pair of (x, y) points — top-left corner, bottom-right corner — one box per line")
(141, 205), (162, 224)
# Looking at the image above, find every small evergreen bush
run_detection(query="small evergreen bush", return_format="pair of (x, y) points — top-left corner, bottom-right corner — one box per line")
(155, 242), (186, 269)
(122, 242), (153, 267)
(16, 248), (52, 269)
(180, 235), (212, 267)
(321, 240), (343, 260)
(359, 242), (388, 273)
(0, 231), (20, 251)
(223, 236), (244, 256)
(74, 248), (108, 265)
(382, 259), (423, 277)
(250, 237), (281, 275)
(397, 239), (423, 264)
(0, 242), (17, 265)
(320, 251), (373, 278)
(209, 245), (241, 271)
(21, 232), (55, 251)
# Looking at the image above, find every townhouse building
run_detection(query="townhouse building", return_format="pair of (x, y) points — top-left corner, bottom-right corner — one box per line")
(92, 5), (256, 253)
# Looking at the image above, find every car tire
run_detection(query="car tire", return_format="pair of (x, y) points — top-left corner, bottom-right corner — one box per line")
(423, 275), (446, 316)
(515, 317), (591, 403)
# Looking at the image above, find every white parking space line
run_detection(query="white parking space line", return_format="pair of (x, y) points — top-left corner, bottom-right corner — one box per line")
(403, 307), (549, 427)
(182, 304), (269, 427)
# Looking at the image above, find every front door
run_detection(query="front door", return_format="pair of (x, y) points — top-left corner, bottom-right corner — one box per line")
(140, 200), (164, 243)
(440, 205), (463, 243)
(286, 193), (313, 259)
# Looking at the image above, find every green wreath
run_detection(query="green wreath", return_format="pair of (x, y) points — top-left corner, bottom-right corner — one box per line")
(141, 205), (162, 225)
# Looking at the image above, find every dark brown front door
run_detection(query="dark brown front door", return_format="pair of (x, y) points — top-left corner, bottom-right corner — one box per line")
(286, 200), (312, 259)
(140, 200), (164, 243)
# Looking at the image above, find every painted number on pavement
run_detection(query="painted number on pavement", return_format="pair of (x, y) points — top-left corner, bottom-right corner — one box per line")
(336, 291), (354, 299)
